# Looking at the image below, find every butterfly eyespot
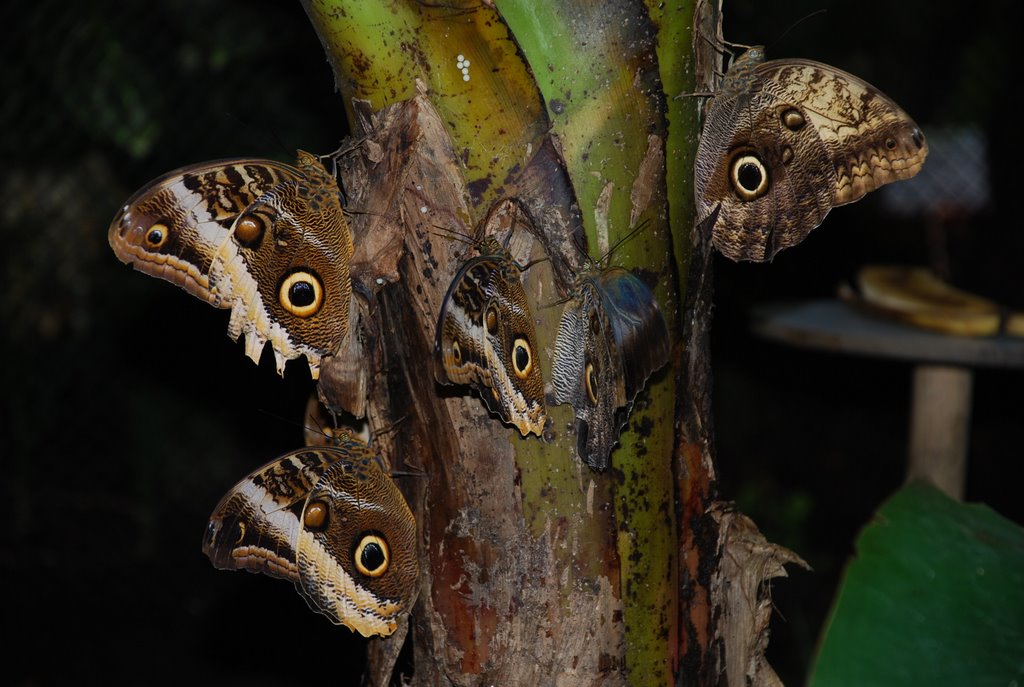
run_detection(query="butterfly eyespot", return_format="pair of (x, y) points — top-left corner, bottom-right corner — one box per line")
(585, 362), (598, 404)
(145, 223), (169, 249)
(234, 215), (265, 247)
(278, 270), (324, 318)
(729, 152), (769, 201)
(354, 533), (390, 578)
(780, 108), (805, 131)
(885, 137), (897, 150)
(451, 340), (462, 363)
(512, 337), (532, 379)
(303, 500), (329, 530)
(485, 306), (499, 334)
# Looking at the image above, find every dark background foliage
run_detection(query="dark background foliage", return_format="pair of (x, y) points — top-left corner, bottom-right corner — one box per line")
(2, 1), (1020, 684)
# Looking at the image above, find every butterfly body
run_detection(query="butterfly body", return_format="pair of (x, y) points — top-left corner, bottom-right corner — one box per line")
(109, 151), (353, 378)
(696, 47), (928, 262)
(203, 439), (418, 638)
(553, 267), (669, 469)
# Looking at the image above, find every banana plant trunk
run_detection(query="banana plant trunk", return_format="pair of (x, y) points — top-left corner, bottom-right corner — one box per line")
(301, 1), (803, 685)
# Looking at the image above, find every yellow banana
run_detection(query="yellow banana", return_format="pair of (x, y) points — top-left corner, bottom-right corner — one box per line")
(847, 265), (1002, 336)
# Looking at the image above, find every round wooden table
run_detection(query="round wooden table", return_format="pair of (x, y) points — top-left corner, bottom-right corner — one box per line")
(751, 299), (1024, 499)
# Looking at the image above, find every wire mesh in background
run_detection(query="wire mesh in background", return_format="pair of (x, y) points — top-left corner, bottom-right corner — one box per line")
(2, 1), (1021, 685)
(2, 2), (357, 683)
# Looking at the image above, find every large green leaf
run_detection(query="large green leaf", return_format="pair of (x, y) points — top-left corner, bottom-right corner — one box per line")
(810, 481), (1024, 687)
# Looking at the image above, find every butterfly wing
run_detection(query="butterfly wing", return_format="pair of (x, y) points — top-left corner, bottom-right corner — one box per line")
(553, 281), (625, 469)
(203, 447), (343, 584)
(596, 268), (670, 401)
(203, 439), (419, 638)
(696, 49), (927, 262)
(109, 151), (352, 377)
(553, 269), (669, 469)
(294, 447), (419, 638)
(435, 255), (546, 437)
(756, 59), (928, 205)
(435, 256), (495, 391)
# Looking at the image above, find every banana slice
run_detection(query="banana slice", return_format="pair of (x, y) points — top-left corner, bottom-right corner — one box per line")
(841, 265), (1002, 337)
(1005, 313), (1024, 337)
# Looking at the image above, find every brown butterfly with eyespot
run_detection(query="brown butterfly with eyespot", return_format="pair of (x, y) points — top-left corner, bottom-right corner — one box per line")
(109, 150), (352, 378)
(202, 436), (419, 638)
(695, 46), (928, 262)
(434, 199), (547, 437)
(552, 266), (669, 470)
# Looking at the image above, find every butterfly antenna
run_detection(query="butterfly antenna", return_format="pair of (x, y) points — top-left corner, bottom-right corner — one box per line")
(221, 111), (291, 159)
(775, 9), (828, 46)
(569, 223), (590, 258)
(721, 38), (756, 53)
(374, 415), (408, 441)
(429, 223), (477, 247)
(313, 405), (342, 438)
(677, 32), (728, 95)
(343, 206), (391, 221)
(519, 255), (550, 272)
(698, 28), (759, 68)
(598, 218), (652, 265)
(369, 417), (429, 477)
(339, 205), (409, 236)
(390, 467), (428, 478)
(307, 408), (331, 437)
(256, 406), (305, 430)
(539, 293), (574, 310)
(675, 89), (718, 100)
(325, 136), (366, 161)
(697, 28), (734, 62)
(322, 136), (370, 175)
(255, 407), (333, 442)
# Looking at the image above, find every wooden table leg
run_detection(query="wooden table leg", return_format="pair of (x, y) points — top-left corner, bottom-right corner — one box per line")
(906, 364), (972, 499)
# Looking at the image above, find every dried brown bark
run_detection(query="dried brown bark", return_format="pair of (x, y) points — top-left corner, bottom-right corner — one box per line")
(311, 89), (805, 687)
(320, 90), (627, 685)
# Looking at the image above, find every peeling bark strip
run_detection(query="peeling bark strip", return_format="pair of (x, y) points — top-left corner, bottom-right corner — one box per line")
(712, 506), (809, 687)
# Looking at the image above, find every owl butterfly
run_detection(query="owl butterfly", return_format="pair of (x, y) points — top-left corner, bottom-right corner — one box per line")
(434, 199), (547, 437)
(203, 437), (419, 638)
(552, 267), (669, 470)
(695, 46), (928, 262)
(108, 150), (353, 379)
